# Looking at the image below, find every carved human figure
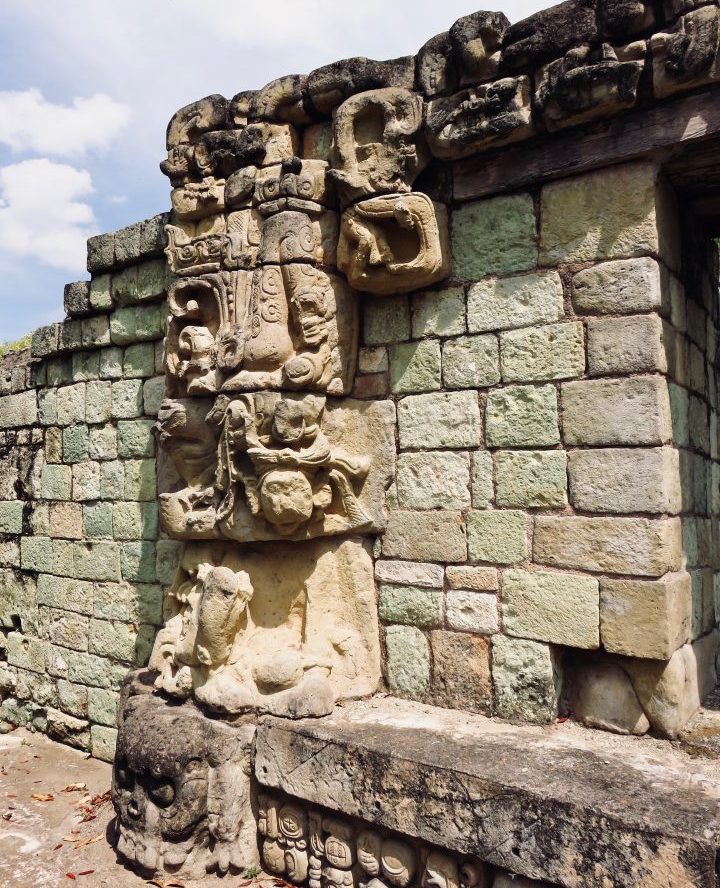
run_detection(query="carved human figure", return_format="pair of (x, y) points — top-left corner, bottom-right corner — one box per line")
(423, 852), (459, 888)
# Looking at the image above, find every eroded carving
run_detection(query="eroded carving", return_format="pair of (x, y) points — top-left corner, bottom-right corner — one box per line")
(149, 537), (381, 717)
(157, 394), (394, 542)
(113, 692), (257, 878)
(651, 6), (720, 97)
(338, 193), (450, 295)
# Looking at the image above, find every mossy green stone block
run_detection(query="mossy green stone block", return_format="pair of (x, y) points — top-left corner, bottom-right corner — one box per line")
(364, 295), (410, 345)
(110, 303), (165, 345)
(72, 351), (101, 384)
(0, 502), (24, 534)
(83, 503), (113, 539)
(452, 194), (537, 281)
(389, 341), (442, 394)
(89, 274), (113, 311)
(124, 460), (156, 501)
(467, 509), (529, 564)
(73, 541), (121, 582)
(100, 461), (124, 500)
(63, 424), (90, 463)
(88, 619), (136, 662)
(117, 420), (155, 458)
(120, 541), (156, 582)
(111, 379), (143, 419)
(113, 502), (157, 540)
(99, 347), (123, 379)
(123, 343), (156, 378)
(85, 380), (112, 425)
(137, 259), (171, 301)
(156, 539), (182, 584)
(385, 625), (430, 697)
(379, 584), (443, 627)
(87, 687), (118, 727)
(41, 464), (73, 500)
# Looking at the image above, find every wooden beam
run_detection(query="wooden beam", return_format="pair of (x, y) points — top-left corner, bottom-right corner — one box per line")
(453, 88), (720, 202)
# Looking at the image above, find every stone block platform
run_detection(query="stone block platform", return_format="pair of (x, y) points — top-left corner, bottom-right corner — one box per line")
(256, 698), (720, 888)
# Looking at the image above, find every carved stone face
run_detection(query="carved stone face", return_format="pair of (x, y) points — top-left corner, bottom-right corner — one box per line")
(259, 468), (314, 534)
(113, 701), (210, 874)
(292, 289), (330, 347)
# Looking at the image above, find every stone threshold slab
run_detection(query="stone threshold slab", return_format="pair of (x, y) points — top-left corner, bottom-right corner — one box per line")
(255, 697), (720, 888)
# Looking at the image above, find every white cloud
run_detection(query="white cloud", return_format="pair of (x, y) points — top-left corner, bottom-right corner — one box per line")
(0, 88), (130, 156)
(108, 194), (128, 204)
(0, 158), (96, 272)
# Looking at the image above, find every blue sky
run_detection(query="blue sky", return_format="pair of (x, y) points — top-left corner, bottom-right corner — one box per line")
(0, 0), (545, 342)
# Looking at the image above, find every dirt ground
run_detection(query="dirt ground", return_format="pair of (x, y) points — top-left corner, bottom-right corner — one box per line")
(0, 728), (256, 888)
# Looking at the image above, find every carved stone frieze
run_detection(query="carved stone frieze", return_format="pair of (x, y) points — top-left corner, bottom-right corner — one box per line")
(157, 394), (394, 542)
(650, 6), (720, 98)
(258, 792), (492, 888)
(149, 537), (381, 716)
(113, 690), (257, 878)
(337, 194), (450, 295)
(535, 43), (645, 130)
(425, 77), (534, 159)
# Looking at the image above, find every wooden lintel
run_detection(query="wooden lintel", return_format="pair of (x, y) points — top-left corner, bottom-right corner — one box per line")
(453, 88), (720, 202)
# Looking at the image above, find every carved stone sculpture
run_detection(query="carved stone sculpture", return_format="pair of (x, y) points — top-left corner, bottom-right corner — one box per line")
(650, 6), (720, 98)
(113, 691), (257, 878)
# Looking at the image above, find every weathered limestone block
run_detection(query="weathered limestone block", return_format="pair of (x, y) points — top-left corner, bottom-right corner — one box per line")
(383, 511), (467, 562)
(492, 635), (560, 723)
(389, 340), (441, 394)
(306, 56), (415, 115)
(396, 451), (471, 510)
(398, 391), (481, 450)
(495, 450), (567, 508)
(114, 689), (258, 878)
(651, 7), (720, 98)
(446, 566), (498, 592)
(567, 447), (682, 514)
(587, 314), (667, 374)
(562, 376), (672, 446)
(534, 516), (682, 577)
(379, 584), (442, 627)
(598, 0), (655, 39)
(385, 624), (430, 696)
(540, 163), (678, 269)
(430, 630), (492, 713)
(535, 43), (645, 131)
(412, 287), (465, 338)
(31, 323), (60, 359)
(446, 590), (499, 634)
(442, 335), (500, 389)
(416, 31), (459, 98)
(571, 661), (651, 735)
(572, 257), (664, 315)
(375, 560), (444, 588)
(499, 322), (585, 382)
(425, 77), (534, 159)
(503, 569), (599, 648)
(0, 390), (37, 428)
(467, 272), (564, 334)
(467, 510), (528, 565)
(600, 573), (692, 658)
(485, 385), (559, 448)
(449, 10), (509, 83)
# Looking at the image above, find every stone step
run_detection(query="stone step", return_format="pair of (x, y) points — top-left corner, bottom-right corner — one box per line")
(256, 697), (720, 888)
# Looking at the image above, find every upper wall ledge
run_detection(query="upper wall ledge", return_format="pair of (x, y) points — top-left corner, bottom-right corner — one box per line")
(159, 0), (720, 180)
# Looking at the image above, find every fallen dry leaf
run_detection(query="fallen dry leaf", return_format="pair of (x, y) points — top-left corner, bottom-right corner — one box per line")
(53, 843), (63, 851)
(62, 783), (87, 793)
(78, 871), (95, 877)
(69, 834), (103, 849)
(31, 792), (54, 802)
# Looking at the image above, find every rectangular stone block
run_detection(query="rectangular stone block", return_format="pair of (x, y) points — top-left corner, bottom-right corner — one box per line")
(389, 340), (442, 394)
(81, 316), (111, 349)
(600, 572), (691, 659)
(568, 447), (682, 514)
(142, 376), (167, 417)
(88, 619), (137, 662)
(37, 575), (93, 616)
(72, 461), (101, 501)
(56, 384), (86, 426)
(91, 724), (118, 762)
(396, 451), (471, 510)
(452, 194), (537, 281)
(0, 501), (24, 534)
(467, 271), (563, 333)
(7, 633), (46, 674)
(471, 451), (494, 508)
(495, 450), (567, 508)
(587, 314), (667, 375)
(534, 516), (682, 577)
(441, 334), (500, 389)
(384, 625), (430, 697)
(123, 459), (156, 501)
(383, 511), (467, 562)
(46, 608), (90, 652)
(375, 560), (444, 588)
(72, 351), (100, 382)
(571, 257), (663, 315)
(358, 347), (388, 374)
(31, 324), (60, 359)
(363, 295), (410, 345)
(117, 419), (155, 459)
(0, 390), (37, 429)
(492, 635), (560, 724)
(486, 384), (559, 447)
(41, 464), (72, 501)
(467, 509), (528, 565)
(540, 162), (676, 267)
(562, 376), (672, 446)
(446, 590), (499, 634)
(412, 287), (465, 337)
(89, 273), (113, 311)
(111, 379), (144, 419)
(49, 502), (83, 539)
(398, 391), (480, 450)
(445, 565), (498, 591)
(500, 322), (585, 382)
(379, 584), (443, 628)
(110, 303), (165, 345)
(430, 630), (492, 714)
(502, 569), (600, 648)
(72, 541), (121, 582)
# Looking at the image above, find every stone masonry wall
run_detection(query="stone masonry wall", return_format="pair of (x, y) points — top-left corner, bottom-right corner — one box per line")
(0, 214), (177, 761)
(362, 160), (720, 733)
(1, 163), (719, 756)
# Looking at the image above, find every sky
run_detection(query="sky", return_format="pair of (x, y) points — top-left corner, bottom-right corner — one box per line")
(0, 0), (546, 342)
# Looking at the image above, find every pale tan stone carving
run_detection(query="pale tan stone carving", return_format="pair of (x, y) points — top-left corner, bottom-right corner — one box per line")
(423, 852), (459, 888)
(171, 178), (226, 221)
(165, 214), (226, 276)
(150, 537), (381, 717)
(650, 6), (720, 98)
(157, 393), (394, 542)
(338, 193), (451, 295)
(330, 88), (427, 205)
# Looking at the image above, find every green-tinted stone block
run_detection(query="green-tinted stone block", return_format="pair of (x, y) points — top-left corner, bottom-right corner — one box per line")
(124, 460), (156, 501)
(46, 356), (73, 387)
(41, 464), (73, 500)
(110, 303), (165, 345)
(63, 424), (90, 463)
(379, 584), (443, 627)
(85, 380), (112, 425)
(99, 347), (123, 379)
(112, 266), (138, 306)
(111, 379), (143, 419)
(89, 273), (113, 311)
(452, 194), (537, 281)
(0, 502), (24, 534)
(120, 541), (156, 582)
(100, 461), (124, 500)
(389, 341), (442, 394)
(385, 625), (430, 697)
(112, 502), (158, 540)
(117, 420), (155, 459)
(123, 342), (156, 378)
(137, 259), (171, 302)
(88, 426), (118, 461)
(83, 503), (113, 539)
(156, 539), (182, 584)
(363, 295), (410, 346)
(73, 541), (121, 582)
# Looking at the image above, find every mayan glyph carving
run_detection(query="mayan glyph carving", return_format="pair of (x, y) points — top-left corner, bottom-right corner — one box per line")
(149, 538), (381, 717)
(258, 794), (492, 888)
(113, 692), (257, 878)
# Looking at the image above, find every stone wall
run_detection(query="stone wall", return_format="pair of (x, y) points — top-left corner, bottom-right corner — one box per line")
(0, 215), (176, 761)
(368, 160), (719, 735)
